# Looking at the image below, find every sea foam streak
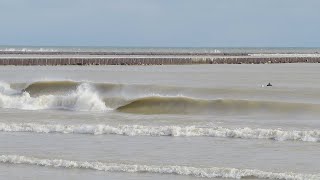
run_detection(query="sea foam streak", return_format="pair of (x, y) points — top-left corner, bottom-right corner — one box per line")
(0, 155), (318, 180)
(1, 123), (320, 142)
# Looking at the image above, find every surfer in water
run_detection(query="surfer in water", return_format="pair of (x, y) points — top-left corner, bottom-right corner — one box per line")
(266, 82), (272, 87)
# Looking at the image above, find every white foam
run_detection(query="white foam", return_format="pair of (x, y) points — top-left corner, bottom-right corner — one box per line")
(0, 83), (109, 111)
(0, 155), (318, 179)
(0, 48), (58, 52)
(249, 53), (320, 57)
(0, 123), (319, 142)
(0, 82), (18, 95)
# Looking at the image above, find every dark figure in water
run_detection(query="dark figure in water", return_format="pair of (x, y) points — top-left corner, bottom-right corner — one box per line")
(266, 82), (272, 87)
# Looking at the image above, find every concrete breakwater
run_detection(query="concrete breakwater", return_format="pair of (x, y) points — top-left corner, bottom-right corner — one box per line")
(0, 56), (320, 66)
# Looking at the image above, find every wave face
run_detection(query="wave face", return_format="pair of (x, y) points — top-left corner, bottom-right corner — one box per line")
(1, 155), (318, 180)
(22, 80), (314, 100)
(1, 123), (320, 142)
(116, 97), (320, 115)
(1, 80), (320, 115)
(22, 81), (182, 98)
(24, 81), (79, 96)
(0, 82), (108, 111)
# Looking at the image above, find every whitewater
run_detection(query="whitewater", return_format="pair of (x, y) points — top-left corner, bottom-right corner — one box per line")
(1, 123), (320, 142)
(1, 64), (320, 179)
(1, 155), (319, 180)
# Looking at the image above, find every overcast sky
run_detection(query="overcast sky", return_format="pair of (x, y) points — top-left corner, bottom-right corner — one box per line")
(1, 0), (319, 47)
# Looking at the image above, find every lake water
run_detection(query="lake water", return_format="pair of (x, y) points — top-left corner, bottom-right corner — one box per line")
(0, 64), (320, 179)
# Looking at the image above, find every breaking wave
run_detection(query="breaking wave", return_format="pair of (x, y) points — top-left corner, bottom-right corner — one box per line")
(1, 80), (320, 115)
(0, 155), (318, 179)
(0, 82), (108, 111)
(116, 97), (320, 115)
(19, 80), (320, 100)
(21, 80), (186, 98)
(1, 123), (320, 142)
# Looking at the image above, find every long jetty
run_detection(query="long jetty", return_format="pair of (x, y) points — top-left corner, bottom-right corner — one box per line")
(0, 51), (320, 65)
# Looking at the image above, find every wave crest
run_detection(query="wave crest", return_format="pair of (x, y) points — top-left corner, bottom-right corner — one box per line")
(0, 155), (318, 179)
(1, 123), (320, 142)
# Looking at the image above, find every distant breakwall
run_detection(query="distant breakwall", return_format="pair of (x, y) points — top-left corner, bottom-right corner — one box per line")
(0, 57), (320, 66)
